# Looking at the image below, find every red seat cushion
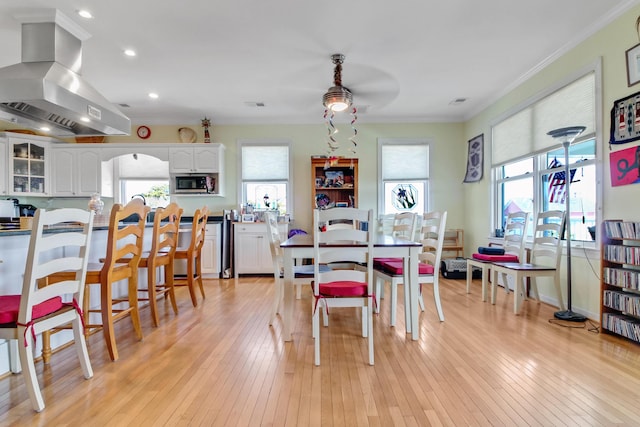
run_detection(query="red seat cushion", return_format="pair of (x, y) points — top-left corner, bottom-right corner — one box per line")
(0, 295), (63, 324)
(379, 261), (434, 275)
(472, 253), (519, 262)
(319, 281), (367, 297)
(373, 257), (402, 267)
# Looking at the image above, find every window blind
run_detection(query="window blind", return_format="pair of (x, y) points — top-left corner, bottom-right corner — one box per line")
(492, 72), (595, 166)
(241, 145), (289, 180)
(381, 144), (429, 180)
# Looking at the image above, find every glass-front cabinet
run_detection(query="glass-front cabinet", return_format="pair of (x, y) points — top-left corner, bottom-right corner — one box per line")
(10, 140), (47, 195)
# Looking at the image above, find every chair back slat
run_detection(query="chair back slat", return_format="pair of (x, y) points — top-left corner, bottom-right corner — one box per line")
(530, 210), (565, 268)
(149, 202), (183, 259)
(502, 211), (529, 261)
(102, 198), (150, 281)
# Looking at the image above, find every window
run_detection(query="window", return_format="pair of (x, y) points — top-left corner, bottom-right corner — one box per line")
(491, 68), (600, 243)
(115, 153), (169, 209)
(120, 180), (169, 209)
(238, 140), (291, 215)
(378, 139), (430, 215)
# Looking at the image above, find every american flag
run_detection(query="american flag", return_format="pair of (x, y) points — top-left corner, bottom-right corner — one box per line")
(548, 157), (576, 204)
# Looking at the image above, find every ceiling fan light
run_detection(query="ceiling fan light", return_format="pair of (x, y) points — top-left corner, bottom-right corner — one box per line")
(323, 86), (353, 112)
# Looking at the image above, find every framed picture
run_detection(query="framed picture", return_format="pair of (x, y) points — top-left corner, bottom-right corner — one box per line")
(626, 42), (640, 87)
(241, 213), (255, 223)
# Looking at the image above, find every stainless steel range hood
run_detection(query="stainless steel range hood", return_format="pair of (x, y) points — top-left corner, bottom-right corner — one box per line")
(0, 10), (131, 137)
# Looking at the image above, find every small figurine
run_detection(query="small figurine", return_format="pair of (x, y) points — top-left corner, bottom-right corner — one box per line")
(201, 117), (212, 143)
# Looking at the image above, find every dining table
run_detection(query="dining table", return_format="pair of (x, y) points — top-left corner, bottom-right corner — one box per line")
(280, 233), (423, 341)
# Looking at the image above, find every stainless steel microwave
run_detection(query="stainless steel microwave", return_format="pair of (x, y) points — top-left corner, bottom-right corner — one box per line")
(171, 174), (217, 194)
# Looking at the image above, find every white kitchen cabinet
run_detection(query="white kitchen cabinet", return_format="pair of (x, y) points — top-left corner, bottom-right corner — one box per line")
(202, 223), (221, 276)
(51, 147), (101, 197)
(169, 144), (223, 173)
(8, 136), (48, 196)
(176, 222), (221, 278)
(234, 222), (288, 277)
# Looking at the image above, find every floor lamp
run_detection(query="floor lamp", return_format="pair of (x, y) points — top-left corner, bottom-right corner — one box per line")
(547, 126), (587, 322)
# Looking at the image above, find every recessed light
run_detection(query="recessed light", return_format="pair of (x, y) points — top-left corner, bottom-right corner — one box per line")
(124, 49), (136, 57)
(148, 93), (159, 99)
(80, 117), (90, 123)
(77, 10), (93, 19)
(40, 126), (50, 132)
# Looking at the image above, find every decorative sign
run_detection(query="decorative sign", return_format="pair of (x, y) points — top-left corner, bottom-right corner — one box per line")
(609, 144), (640, 187)
(609, 91), (640, 145)
(463, 134), (484, 183)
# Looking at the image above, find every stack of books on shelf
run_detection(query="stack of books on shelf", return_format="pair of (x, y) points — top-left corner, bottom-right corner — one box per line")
(603, 267), (640, 290)
(602, 312), (640, 343)
(604, 220), (640, 239)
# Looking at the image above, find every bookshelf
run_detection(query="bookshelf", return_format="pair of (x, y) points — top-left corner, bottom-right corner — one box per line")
(311, 157), (358, 211)
(601, 220), (640, 344)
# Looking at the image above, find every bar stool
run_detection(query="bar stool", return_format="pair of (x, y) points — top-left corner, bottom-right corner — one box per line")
(174, 206), (209, 306)
(136, 202), (183, 326)
(43, 198), (149, 361)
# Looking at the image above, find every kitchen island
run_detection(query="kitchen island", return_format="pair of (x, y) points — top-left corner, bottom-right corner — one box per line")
(0, 216), (222, 374)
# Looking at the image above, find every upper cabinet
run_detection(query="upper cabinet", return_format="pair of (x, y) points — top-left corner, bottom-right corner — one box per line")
(50, 146), (101, 197)
(169, 144), (223, 173)
(169, 144), (225, 196)
(8, 137), (48, 196)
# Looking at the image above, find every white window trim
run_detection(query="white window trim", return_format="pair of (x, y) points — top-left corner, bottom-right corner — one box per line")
(377, 137), (432, 215)
(489, 59), (603, 250)
(237, 138), (293, 217)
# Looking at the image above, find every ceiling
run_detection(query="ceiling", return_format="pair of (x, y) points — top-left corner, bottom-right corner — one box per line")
(0, 0), (637, 128)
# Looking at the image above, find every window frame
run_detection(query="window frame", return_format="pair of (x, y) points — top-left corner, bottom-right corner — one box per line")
(489, 61), (603, 249)
(237, 139), (293, 216)
(377, 138), (431, 215)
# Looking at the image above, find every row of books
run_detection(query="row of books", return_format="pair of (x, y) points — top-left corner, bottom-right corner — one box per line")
(603, 267), (640, 290)
(604, 220), (640, 239)
(602, 313), (640, 343)
(604, 245), (640, 265)
(603, 290), (640, 317)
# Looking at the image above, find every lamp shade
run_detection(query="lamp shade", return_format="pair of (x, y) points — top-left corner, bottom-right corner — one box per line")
(546, 126), (586, 144)
(323, 85), (352, 112)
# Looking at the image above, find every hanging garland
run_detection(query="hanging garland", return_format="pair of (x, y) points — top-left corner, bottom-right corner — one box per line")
(323, 106), (358, 156)
(348, 107), (358, 154)
(324, 109), (340, 153)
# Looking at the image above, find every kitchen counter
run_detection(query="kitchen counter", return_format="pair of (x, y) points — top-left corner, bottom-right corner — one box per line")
(0, 216), (223, 237)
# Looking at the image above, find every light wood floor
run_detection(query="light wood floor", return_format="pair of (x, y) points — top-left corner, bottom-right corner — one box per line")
(1, 276), (640, 426)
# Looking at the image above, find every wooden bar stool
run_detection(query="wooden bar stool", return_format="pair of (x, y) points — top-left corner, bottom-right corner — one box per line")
(174, 206), (209, 306)
(43, 198), (150, 361)
(136, 202), (183, 326)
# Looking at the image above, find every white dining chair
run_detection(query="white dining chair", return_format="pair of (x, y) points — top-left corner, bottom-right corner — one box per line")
(374, 212), (418, 310)
(373, 211), (447, 325)
(266, 211), (332, 326)
(466, 211), (529, 301)
(0, 208), (94, 412)
(490, 210), (566, 314)
(312, 207), (374, 366)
